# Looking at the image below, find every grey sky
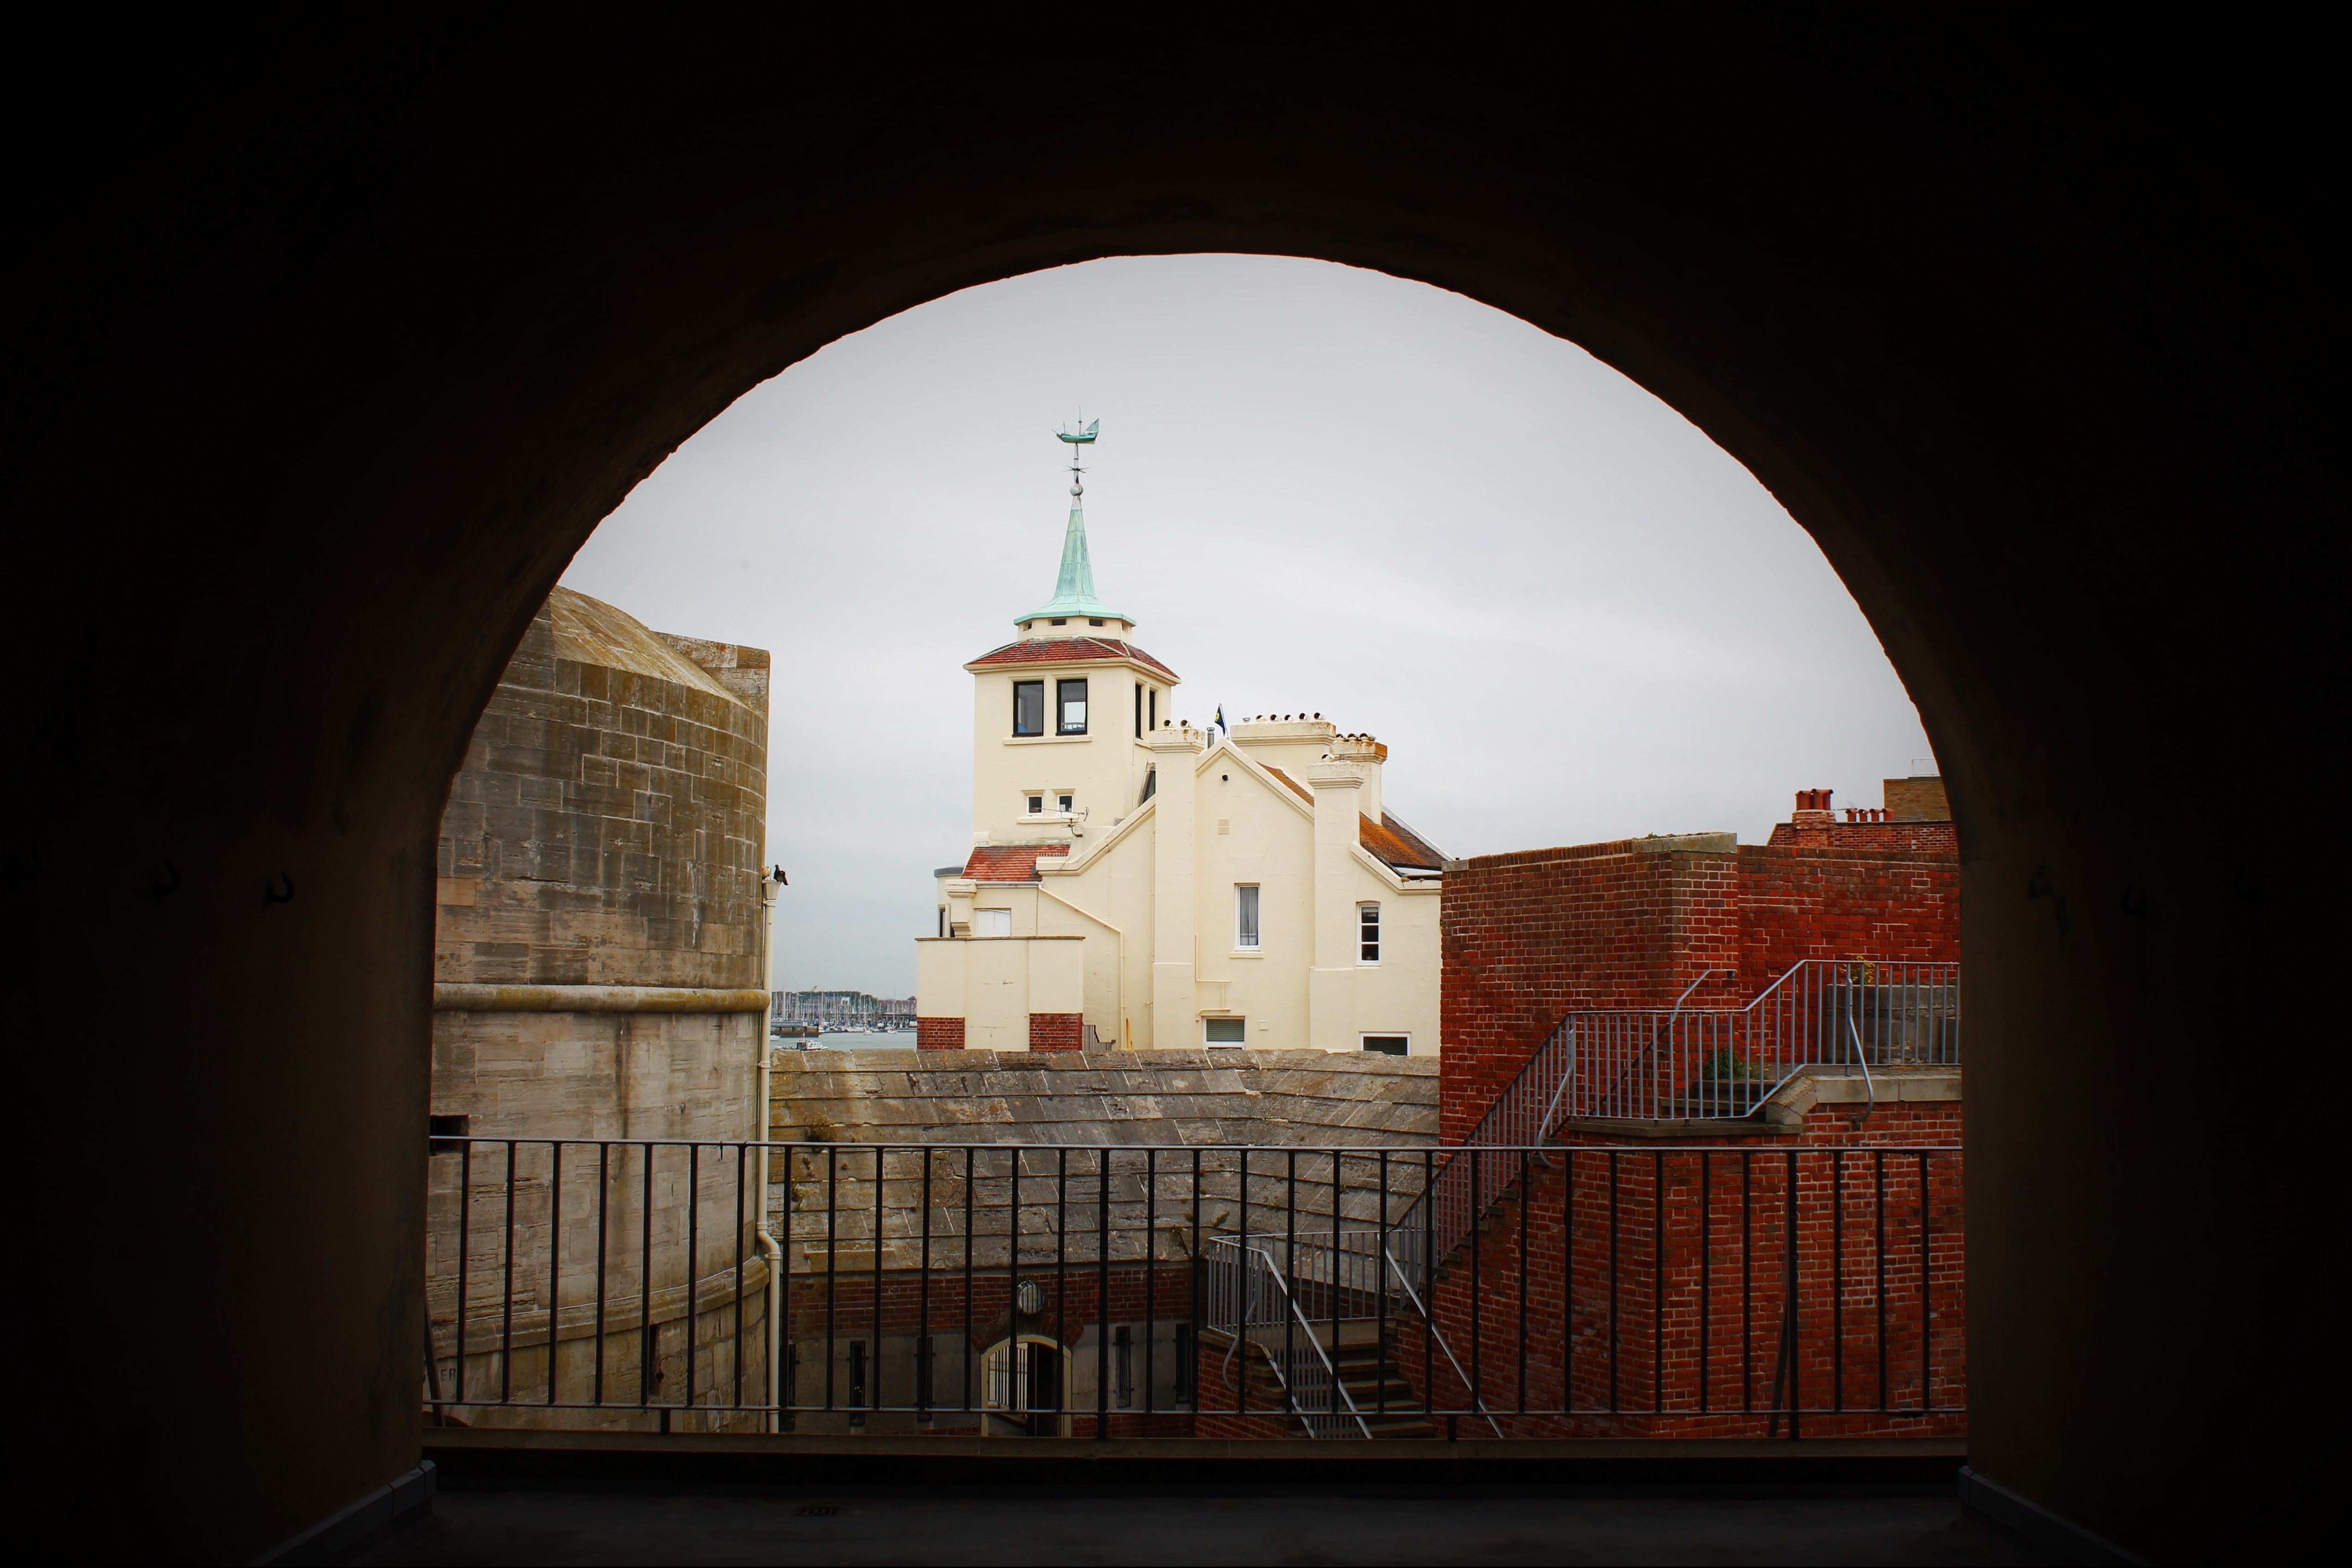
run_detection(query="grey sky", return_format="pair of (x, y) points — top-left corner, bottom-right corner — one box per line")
(562, 255), (1934, 995)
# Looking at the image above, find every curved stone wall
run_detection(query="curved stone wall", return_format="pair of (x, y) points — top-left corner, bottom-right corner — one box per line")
(427, 587), (773, 1429)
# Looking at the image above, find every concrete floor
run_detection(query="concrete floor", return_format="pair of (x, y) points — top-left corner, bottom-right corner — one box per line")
(360, 1489), (2041, 1565)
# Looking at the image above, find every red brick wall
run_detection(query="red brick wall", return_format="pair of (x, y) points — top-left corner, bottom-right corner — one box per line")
(1406, 1109), (1965, 1437)
(783, 1261), (1203, 1437)
(1439, 841), (1742, 1143)
(916, 1017), (965, 1050)
(1766, 820), (1958, 854)
(1733, 845), (1959, 999)
(1027, 1012), (1084, 1053)
(1441, 840), (1958, 1140)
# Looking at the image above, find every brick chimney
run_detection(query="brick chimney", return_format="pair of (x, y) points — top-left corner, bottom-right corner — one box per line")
(1790, 787), (1836, 830)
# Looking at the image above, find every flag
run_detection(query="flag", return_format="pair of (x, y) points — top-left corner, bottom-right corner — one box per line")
(1215, 705), (1225, 733)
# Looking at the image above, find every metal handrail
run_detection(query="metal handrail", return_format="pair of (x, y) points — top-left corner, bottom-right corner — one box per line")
(1391, 958), (1957, 1276)
(1206, 1237), (1372, 1438)
(1379, 1245), (1505, 1438)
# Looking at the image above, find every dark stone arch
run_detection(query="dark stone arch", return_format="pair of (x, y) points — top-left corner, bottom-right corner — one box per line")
(13, 16), (2326, 1561)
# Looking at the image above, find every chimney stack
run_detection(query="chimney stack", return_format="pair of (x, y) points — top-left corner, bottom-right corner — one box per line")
(1790, 787), (1836, 830)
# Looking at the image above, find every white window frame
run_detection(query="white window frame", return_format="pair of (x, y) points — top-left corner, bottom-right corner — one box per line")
(1360, 1034), (1410, 1056)
(1357, 901), (1382, 964)
(1026, 793), (1044, 815)
(1203, 1016), (1247, 1046)
(1233, 883), (1260, 950)
(1057, 792), (1074, 814)
(974, 908), (1013, 938)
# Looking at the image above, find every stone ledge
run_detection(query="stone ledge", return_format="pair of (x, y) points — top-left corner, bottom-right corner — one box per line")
(435, 984), (770, 1014)
(1762, 1066), (1961, 1125)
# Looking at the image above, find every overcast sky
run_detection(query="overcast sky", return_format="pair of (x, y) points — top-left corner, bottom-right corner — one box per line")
(562, 255), (1935, 996)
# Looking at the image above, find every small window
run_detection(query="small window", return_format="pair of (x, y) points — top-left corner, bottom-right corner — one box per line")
(1234, 884), (1259, 950)
(1205, 1017), (1246, 1045)
(1359, 902), (1381, 963)
(1149, 689), (1157, 730)
(1139, 769), (1156, 804)
(1057, 678), (1088, 734)
(976, 908), (1013, 938)
(1013, 680), (1044, 736)
(1089, 618), (1105, 627)
(1027, 794), (1044, 814)
(428, 1114), (470, 1155)
(1362, 1036), (1409, 1056)
(1050, 617), (1067, 626)
(1134, 683), (1143, 738)
(1057, 793), (1074, 813)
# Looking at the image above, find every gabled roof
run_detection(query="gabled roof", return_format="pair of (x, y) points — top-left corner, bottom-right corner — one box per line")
(1261, 765), (1445, 872)
(1362, 811), (1447, 872)
(960, 844), (1071, 882)
(966, 637), (1179, 680)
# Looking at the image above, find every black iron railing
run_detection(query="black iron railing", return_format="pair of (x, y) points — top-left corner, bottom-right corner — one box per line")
(423, 1138), (1965, 1439)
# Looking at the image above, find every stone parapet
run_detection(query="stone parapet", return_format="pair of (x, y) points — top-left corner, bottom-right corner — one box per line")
(432, 983), (771, 1013)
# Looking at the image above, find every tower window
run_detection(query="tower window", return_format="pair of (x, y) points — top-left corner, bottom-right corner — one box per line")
(1050, 617), (1067, 625)
(1134, 684), (1142, 738)
(1089, 618), (1105, 627)
(1057, 678), (1088, 734)
(1359, 902), (1381, 963)
(1149, 688), (1156, 731)
(1027, 794), (1044, 815)
(1234, 884), (1260, 950)
(1013, 680), (1044, 736)
(1057, 793), (1073, 813)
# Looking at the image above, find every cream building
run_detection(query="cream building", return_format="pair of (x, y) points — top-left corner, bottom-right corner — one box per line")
(916, 433), (1445, 1055)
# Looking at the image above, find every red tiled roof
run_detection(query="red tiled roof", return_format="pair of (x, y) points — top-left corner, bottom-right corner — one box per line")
(1362, 811), (1447, 871)
(966, 637), (1179, 681)
(960, 844), (1072, 882)
(1261, 767), (1446, 872)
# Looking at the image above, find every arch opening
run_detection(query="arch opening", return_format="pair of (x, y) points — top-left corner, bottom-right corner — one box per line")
(19, 21), (2328, 1562)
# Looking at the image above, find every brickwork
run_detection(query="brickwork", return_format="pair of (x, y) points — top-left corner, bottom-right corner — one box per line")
(1766, 820), (1957, 854)
(915, 1017), (966, 1051)
(1407, 1102), (1965, 1438)
(781, 1263), (1203, 1436)
(1440, 837), (1957, 1143)
(1027, 1012), (1085, 1052)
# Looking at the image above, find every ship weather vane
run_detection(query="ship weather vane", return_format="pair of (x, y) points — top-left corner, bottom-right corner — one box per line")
(1057, 415), (1099, 498)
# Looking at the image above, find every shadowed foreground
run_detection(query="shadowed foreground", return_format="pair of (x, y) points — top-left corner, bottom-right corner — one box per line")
(364, 1488), (2036, 1567)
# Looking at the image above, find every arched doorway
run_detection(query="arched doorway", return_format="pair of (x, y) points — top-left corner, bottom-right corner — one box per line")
(17, 16), (2327, 1562)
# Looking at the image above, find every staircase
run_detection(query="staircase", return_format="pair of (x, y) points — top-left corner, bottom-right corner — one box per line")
(1198, 1322), (1438, 1439)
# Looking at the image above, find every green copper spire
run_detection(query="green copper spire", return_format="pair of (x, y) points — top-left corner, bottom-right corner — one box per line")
(1016, 419), (1131, 627)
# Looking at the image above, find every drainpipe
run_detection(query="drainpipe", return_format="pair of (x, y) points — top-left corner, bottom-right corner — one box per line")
(756, 866), (787, 1429)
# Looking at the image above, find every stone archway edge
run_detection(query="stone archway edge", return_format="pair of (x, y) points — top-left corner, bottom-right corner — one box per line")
(432, 984), (772, 1014)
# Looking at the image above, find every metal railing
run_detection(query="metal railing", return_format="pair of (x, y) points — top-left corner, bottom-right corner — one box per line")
(423, 1137), (1964, 1438)
(1204, 1236), (1371, 1437)
(1401, 960), (1959, 1272)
